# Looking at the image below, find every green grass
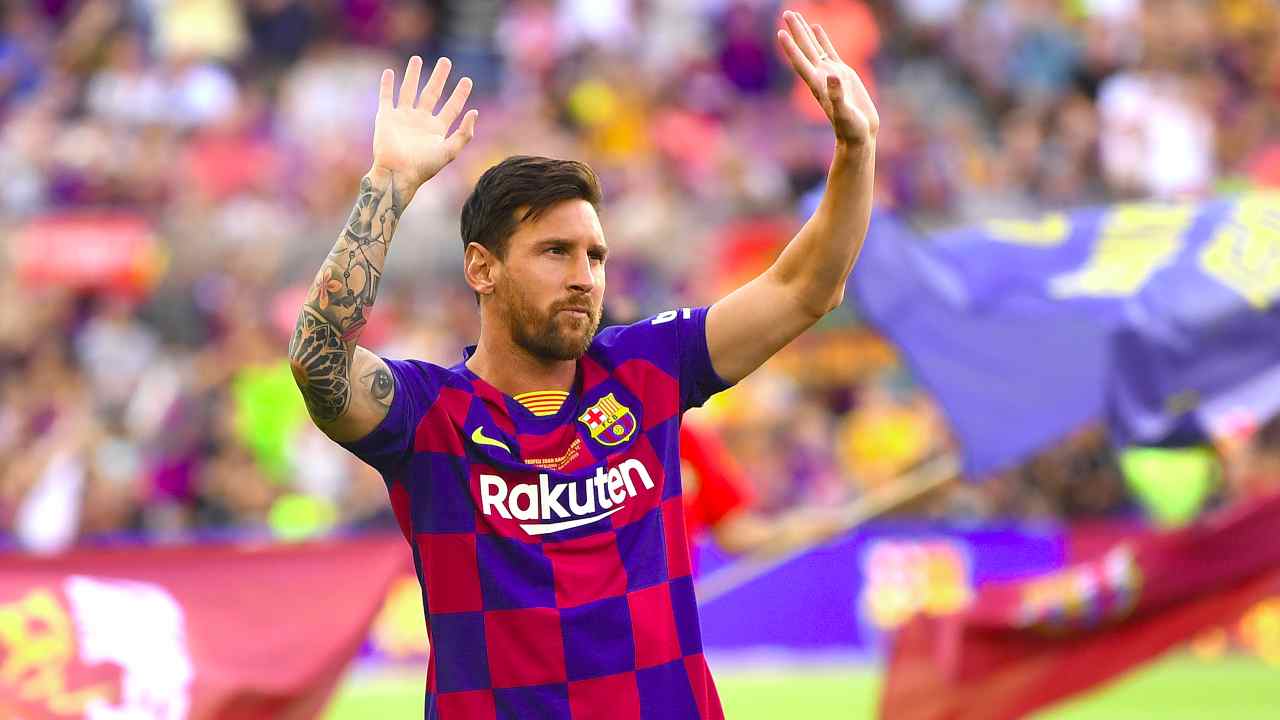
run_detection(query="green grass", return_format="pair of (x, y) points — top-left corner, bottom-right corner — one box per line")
(715, 670), (880, 718)
(1043, 654), (1280, 719)
(324, 654), (1279, 719)
(326, 672), (425, 718)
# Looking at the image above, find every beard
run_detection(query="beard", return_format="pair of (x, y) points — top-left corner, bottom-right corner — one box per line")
(496, 277), (601, 361)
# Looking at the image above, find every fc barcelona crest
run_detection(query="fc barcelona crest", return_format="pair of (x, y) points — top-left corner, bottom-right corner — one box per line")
(578, 393), (637, 447)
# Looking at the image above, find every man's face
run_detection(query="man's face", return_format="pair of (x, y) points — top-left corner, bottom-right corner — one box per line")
(492, 199), (607, 361)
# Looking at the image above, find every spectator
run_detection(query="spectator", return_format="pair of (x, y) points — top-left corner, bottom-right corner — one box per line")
(4, 0), (1276, 546)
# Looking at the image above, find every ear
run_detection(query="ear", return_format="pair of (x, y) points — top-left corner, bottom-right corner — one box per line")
(464, 242), (499, 297)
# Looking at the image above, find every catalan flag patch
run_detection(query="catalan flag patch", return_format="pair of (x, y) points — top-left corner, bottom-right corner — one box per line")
(513, 390), (569, 417)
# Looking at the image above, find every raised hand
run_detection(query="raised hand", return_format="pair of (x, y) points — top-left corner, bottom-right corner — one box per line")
(373, 56), (479, 190)
(291, 56), (477, 432)
(777, 10), (879, 148)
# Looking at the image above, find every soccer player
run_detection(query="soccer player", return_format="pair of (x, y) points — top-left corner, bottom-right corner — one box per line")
(288, 11), (877, 720)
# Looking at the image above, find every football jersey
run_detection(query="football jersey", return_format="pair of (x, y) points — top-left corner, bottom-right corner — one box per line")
(340, 306), (733, 720)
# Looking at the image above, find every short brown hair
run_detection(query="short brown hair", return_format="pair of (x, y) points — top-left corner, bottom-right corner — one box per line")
(460, 155), (603, 260)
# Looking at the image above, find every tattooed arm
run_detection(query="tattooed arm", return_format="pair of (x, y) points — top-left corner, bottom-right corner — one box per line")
(288, 168), (402, 437)
(289, 56), (478, 441)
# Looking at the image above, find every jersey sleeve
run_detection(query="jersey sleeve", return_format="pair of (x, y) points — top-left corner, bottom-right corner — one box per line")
(671, 306), (734, 411)
(598, 306), (735, 413)
(337, 358), (442, 476)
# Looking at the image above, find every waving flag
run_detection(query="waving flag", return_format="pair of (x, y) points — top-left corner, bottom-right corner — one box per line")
(879, 488), (1280, 720)
(847, 193), (1280, 476)
(1106, 194), (1280, 446)
(0, 535), (407, 720)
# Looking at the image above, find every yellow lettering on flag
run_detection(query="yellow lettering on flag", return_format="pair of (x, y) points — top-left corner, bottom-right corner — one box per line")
(1199, 194), (1280, 310)
(0, 588), (112, 715)
(986, 213), (1070, 248)
(1049, 203), (1194, 298)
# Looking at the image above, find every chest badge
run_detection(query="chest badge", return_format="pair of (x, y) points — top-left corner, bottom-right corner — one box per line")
(578, 393), (638, 447)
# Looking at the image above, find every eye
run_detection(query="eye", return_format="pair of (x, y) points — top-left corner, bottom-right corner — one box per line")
(589, 251), (607, 264)
(547, 246), (568, 256)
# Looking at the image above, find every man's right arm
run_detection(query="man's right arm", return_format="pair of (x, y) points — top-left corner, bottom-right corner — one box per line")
(287, 55), (478, 443)
(288, 167), (403, 442)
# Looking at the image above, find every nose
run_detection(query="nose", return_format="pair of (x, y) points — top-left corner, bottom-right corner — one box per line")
(566, 250), (596, 294)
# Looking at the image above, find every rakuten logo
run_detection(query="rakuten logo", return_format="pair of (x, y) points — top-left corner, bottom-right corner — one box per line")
(480, 459), (655, 536)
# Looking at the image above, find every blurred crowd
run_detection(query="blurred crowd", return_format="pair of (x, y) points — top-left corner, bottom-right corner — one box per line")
(4, 0), (1280, 550)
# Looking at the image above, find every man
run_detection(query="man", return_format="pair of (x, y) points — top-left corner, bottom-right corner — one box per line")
(289, 11), (876, 719)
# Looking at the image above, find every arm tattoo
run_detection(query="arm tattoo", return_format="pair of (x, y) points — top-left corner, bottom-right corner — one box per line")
(362, 366), (394, 409)
(289, 307), (351, 422)
(289, 171), (404, 422)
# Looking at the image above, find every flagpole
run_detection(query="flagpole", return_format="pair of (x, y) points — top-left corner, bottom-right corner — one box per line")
(694, 453), (959, 606)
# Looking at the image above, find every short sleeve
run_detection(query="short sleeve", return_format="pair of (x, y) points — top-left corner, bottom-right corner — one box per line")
(337, 358), (442, 476)
(670, 306), (734, 411)
(675, 304), (737, 409)
(596, 306), (734, 413)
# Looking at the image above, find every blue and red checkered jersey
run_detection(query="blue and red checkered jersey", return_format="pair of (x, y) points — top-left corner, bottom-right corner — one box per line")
(340, 306), (734, 720)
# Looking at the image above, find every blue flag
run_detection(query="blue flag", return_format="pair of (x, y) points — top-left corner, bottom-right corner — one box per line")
(1107, 194), (1280, 447)
(845, 194), (1280, 477)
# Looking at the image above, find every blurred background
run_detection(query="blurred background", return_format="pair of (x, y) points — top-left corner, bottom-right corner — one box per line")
(4, 0), (1280, 718)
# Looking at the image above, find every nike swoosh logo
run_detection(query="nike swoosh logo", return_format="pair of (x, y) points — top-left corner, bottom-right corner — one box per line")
(471, 426), (511, 454)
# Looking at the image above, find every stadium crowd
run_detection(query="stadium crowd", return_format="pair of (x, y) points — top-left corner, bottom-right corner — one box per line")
(3, 0), (1278, 550)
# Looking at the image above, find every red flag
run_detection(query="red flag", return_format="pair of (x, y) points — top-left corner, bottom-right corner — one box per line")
(0, 534), (409, 719)
(881, 491), (1280, 720)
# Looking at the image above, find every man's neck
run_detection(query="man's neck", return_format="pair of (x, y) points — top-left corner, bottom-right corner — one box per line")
(466, 330), (577, 397)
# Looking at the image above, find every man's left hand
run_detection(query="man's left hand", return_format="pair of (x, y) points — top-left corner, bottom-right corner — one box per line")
(778, 10), (880, 149)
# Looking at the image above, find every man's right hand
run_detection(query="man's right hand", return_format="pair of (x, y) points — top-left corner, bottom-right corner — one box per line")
(373, 56), (478, 194)
(291, 56), (476, 442)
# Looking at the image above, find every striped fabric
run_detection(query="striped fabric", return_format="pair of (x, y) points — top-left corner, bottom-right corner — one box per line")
(513, 390), (570, 417)
(595, 393), (627, 419)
